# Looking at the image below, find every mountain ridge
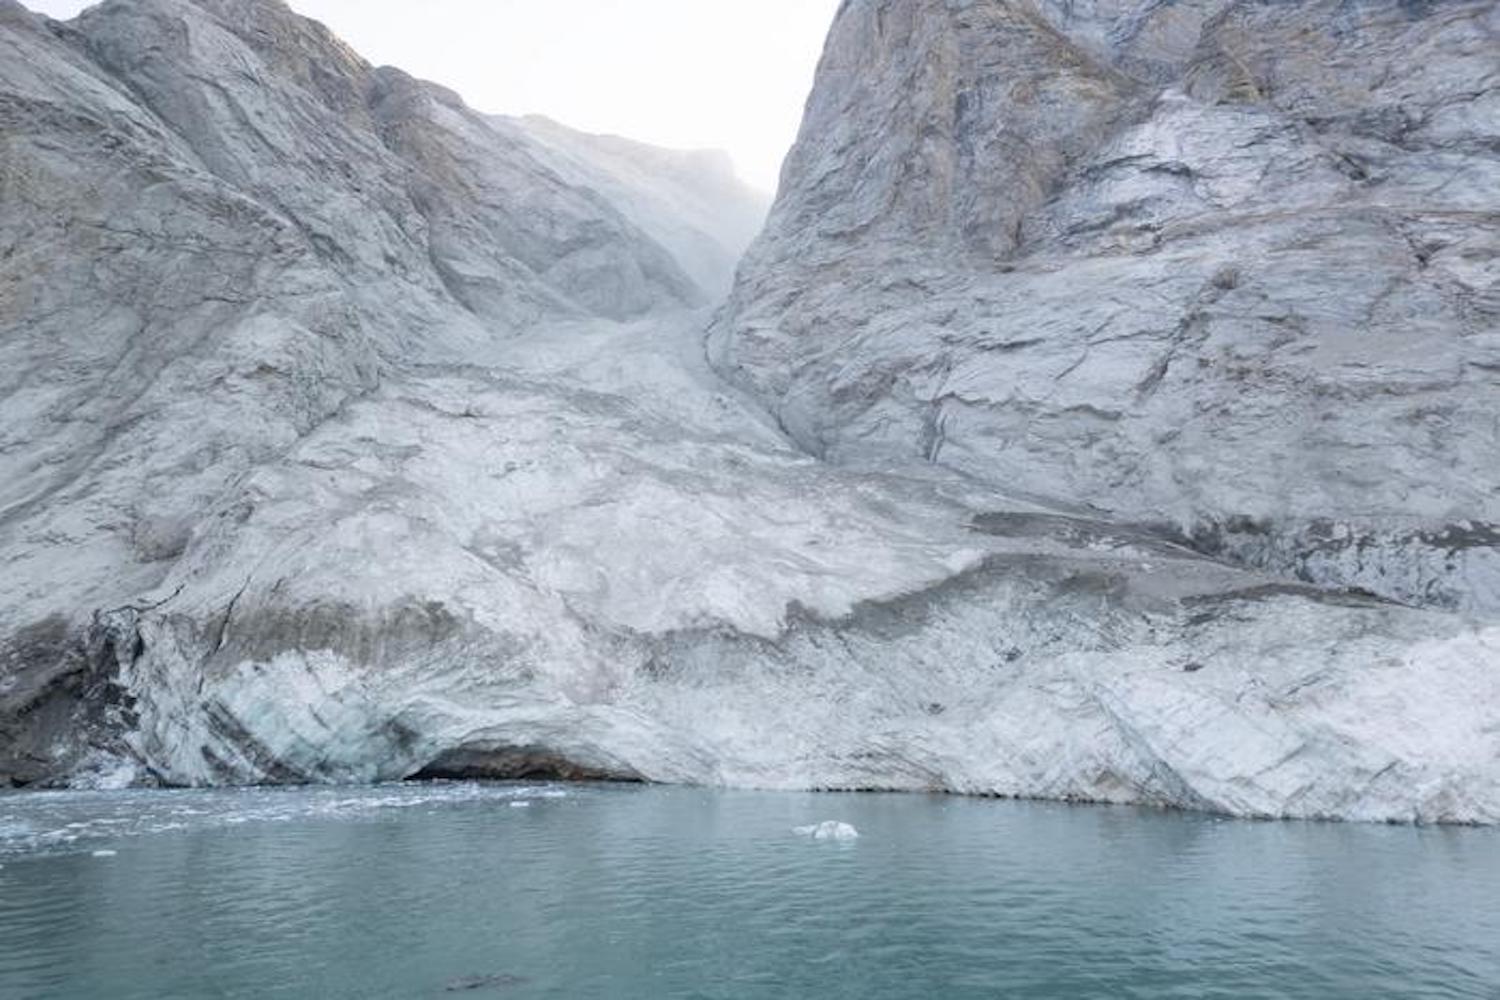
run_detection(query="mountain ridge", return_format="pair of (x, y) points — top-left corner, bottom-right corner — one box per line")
(2, 0), (1497, 824)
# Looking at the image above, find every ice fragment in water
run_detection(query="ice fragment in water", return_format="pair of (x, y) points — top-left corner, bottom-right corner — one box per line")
(91, 850), (117, 857)
(794, 821), (859, 841)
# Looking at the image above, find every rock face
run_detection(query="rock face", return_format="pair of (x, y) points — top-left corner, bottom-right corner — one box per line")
(711, 0), (1500, 613)
(0, 0), (758, 783)
(2, 0), (1498, 824)
(503, 114), (770, 298)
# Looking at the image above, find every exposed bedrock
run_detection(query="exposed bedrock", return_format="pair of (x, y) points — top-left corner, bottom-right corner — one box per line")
(0, 0), (763, 787)
(1, 0), (1497, 823)
(711, 0), (1500, 612)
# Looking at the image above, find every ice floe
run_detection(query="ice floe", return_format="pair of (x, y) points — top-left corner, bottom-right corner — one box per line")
(794, 821), (859, 841)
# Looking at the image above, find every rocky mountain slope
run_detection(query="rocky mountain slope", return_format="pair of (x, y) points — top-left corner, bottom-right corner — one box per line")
(712, 0), (1500, 613)
(0, 0), (761, 781)
(2, 0), (1497, 824)
(504, 114), (770, 298)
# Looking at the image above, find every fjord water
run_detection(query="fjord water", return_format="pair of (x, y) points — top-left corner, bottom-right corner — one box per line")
(0, 785), (1496, 999)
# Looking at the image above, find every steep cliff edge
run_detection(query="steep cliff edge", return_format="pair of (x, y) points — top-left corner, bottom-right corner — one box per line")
(712, 0), (1500, 612)
(2, 0), (1497, 823)
(0, 0), (759, 783)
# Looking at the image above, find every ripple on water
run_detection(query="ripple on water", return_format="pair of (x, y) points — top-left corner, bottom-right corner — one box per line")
(0, 786), (1495, 1000)
(0, 782), (565, 859)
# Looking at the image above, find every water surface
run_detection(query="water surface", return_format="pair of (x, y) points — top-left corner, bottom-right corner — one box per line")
(1, 783), (1496, 999)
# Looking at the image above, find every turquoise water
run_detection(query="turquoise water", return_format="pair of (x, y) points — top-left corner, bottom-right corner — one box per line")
(0, 783), (1497, 999)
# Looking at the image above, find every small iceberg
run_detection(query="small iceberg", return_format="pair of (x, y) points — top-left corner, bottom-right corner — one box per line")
(509, 801), (532, 809)
(91, 849), (117, 858)
(793, 820), (859, 841)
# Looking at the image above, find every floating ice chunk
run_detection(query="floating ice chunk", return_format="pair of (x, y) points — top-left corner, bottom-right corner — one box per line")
(793, 821), (859, 841)
(68, 757), (139, 792)
(510, 801), (532, 809)
(91, 850), (117, 858)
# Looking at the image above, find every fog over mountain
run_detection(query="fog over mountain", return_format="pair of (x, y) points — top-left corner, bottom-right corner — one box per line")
(2, 0), (1497, 824)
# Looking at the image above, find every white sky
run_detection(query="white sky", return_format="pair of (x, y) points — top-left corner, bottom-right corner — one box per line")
(22, 0), (841, 192)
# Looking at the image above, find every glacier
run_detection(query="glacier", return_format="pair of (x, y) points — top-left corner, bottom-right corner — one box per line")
(0, 0), (1497, 824)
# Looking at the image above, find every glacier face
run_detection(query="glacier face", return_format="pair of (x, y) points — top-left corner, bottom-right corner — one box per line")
(1, 0), (1498, 824)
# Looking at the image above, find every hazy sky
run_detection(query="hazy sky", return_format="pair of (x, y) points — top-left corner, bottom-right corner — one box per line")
(22, 0), (841, 192)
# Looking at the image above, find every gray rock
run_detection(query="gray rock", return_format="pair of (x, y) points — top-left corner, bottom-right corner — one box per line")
(502, 114), (770, 299)
(1, 0), (1497, 823)
(711, 0), (1500, 613)
(0, 0), (760, 784)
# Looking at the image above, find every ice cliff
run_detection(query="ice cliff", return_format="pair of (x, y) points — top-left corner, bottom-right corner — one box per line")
(1, 0), (1497, 824)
